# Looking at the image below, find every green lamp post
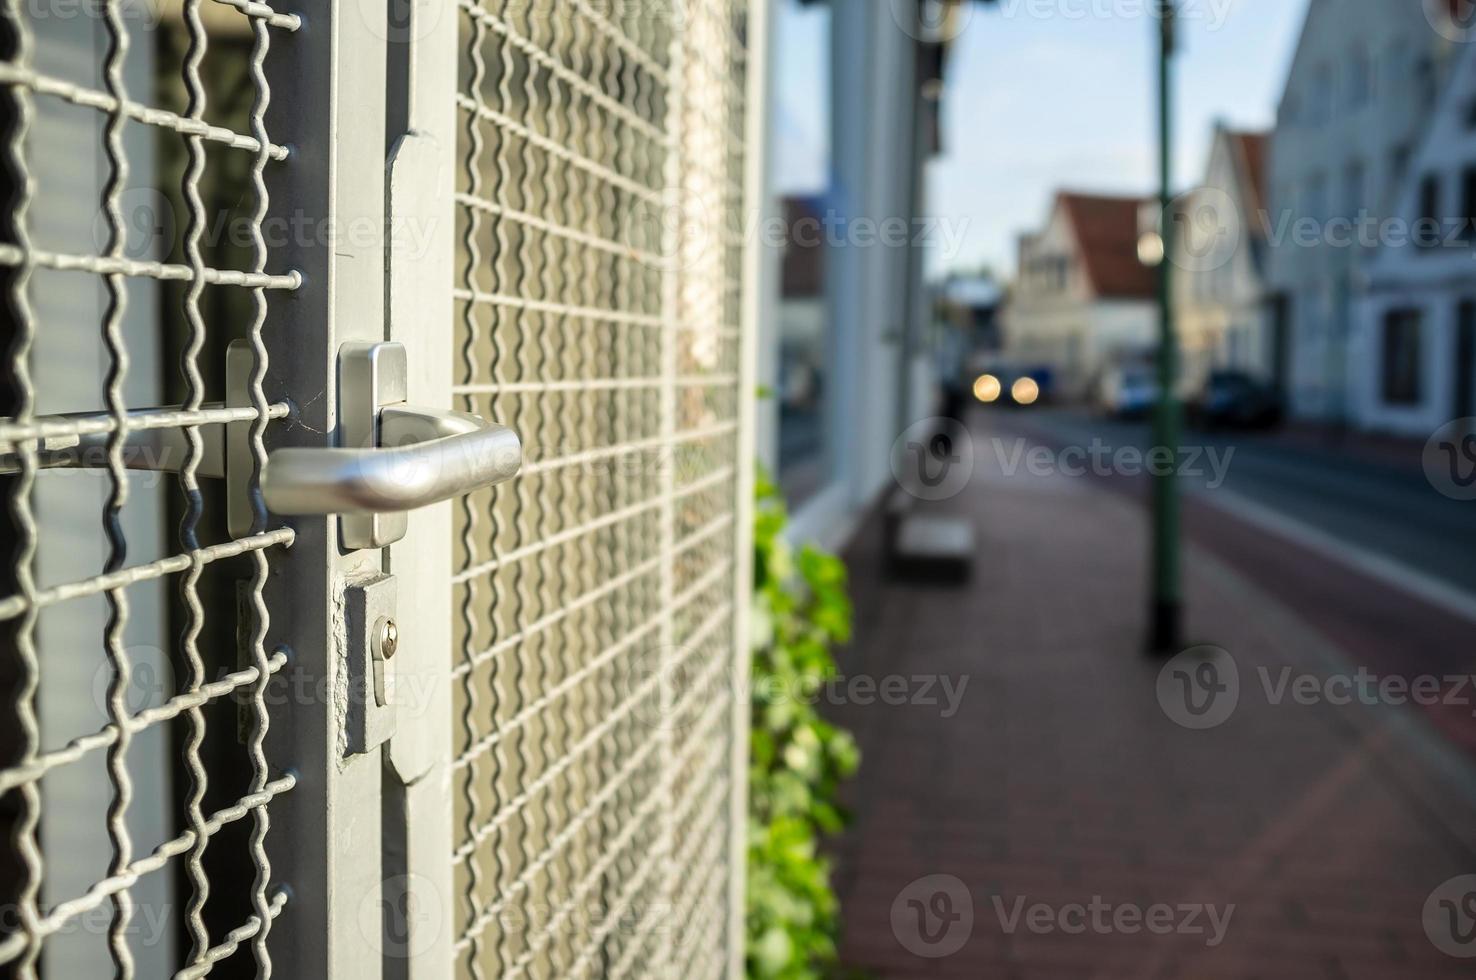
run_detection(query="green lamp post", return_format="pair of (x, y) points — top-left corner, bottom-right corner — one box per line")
(1149, 0), (1182, 654)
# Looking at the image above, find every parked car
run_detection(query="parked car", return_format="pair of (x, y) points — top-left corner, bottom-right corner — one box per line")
(1187, 370), (1284, 430)
(1095, 365), (1159, 419)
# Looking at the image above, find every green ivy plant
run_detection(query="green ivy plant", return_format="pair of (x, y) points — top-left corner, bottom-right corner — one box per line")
(747, 470), (860, 979)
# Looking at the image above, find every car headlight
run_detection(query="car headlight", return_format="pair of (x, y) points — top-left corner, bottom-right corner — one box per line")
(973, 374), (1002, 404)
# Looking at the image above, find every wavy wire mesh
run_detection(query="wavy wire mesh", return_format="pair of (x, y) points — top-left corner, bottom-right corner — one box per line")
(450, 0), (748, 976)
(0, 0), (298, 975)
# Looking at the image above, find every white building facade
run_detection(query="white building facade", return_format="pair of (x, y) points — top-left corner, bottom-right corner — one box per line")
(1006, 192), (1156, 399)
(1354, 37), (1476, 437)
(1266, 0), (1454, 422)
(1172, 126), (1271, 390)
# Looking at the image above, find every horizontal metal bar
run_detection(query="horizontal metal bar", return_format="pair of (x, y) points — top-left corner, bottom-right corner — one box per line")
(451, 374), (737, 395)
(0, 652), (289, 792)
(457, 0), (670, 145)
(454, 684), (733, 962)
(674, 323), (740, 337)
(173, 888), (289, 980)
(457, 498), (657, 583)
(451, 666), (663, 866)
(0, 775), (296, 965)
(0, 243), (303, 289)
(517, 419), (738, 478)
(564, 817), (667, 980)
(454, 95), (664, 205)
(445, 534), (737, 957)
(537, 696), (732, 980)
(453, 747), (667, 955)
(567, 0), (671, 86)
(658, 819), (730, 979)
(450, 464), (733, 583)
(454, 194), (665, 267)
(671, 767), (732, 870)
(667, 561), (737, 641)
(0, 402), (289, 476)
(502, 752), (729, 980)
(673, 512), (734, 559)
(452, 286), (664, 328)
(451, 595), (729, 782)
(0, 62), (292, 157)
(208, 0), (302, 30)
(0, 528), (295, 622)
(451, 611), (664, 768)
(453, 554), (662, 679)
(0, 403), (287, 446)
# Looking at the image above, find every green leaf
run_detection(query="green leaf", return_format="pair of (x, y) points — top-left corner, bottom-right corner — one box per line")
(747, 464), (858, 977)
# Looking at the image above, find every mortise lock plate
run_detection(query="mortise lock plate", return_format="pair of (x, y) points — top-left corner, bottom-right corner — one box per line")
(345, 572), (397, 756)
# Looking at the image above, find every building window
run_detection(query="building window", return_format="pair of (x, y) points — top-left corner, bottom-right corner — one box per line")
(1310, 63), (1332, 125)
(1347, 46), (1372, 108)
(1281, 94), (1300, 128)
(1343, 160), (1365, 221)
(1381, 309), (1423, 405)
(1461, 165), (1476, 244)
(1419, 173), (1442, 249)
(1391, 143), (1412, 191)
(1417, 56), (1436, 106)
(1305, 173), (1327, 224)
(1384, 40), (1407, 103)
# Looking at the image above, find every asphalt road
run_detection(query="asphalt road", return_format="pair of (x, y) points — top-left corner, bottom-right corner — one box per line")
(1000, 407), (1476, 600)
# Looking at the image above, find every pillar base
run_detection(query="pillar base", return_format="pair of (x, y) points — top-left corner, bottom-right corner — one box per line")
(1147, 599), (1182, 656)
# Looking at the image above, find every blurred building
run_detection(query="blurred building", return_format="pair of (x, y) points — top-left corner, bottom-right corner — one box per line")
(1266, 0), (1455, 424)
(931, 273), (1002, 414)
(1354, 37), (1476, 437)
(1003, 191), (1156, 400)
(938, 273), (1003, 354)
(1170, 125), (1271, 391)
(757, 0), (969, 546)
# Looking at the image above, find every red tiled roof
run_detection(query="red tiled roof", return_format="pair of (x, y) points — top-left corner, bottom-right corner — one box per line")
(1230, 130), (1268, 231)
(1058, 192), (1155, 300)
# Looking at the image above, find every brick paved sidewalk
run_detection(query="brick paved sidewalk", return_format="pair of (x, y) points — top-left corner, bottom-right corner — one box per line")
(825, 414), (1476, 979)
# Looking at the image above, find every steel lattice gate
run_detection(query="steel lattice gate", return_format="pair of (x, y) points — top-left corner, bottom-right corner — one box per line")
(0, 0), (762, 975)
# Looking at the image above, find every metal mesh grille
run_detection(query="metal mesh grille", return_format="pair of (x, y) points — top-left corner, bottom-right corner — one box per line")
(0, 0), (299, 975)
(450, 0), (749, 976)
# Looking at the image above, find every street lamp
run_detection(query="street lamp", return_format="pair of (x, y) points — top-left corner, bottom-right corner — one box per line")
(1149, 0), (1182, 654)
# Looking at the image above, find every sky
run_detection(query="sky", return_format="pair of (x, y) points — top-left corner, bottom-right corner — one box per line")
(771, 0), (1312, 280)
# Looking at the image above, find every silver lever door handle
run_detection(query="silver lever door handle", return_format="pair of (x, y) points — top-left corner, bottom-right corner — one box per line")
(261, 405), (521, 516)
(259, 341), (522, 550)
(2, 342), (523, 552)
